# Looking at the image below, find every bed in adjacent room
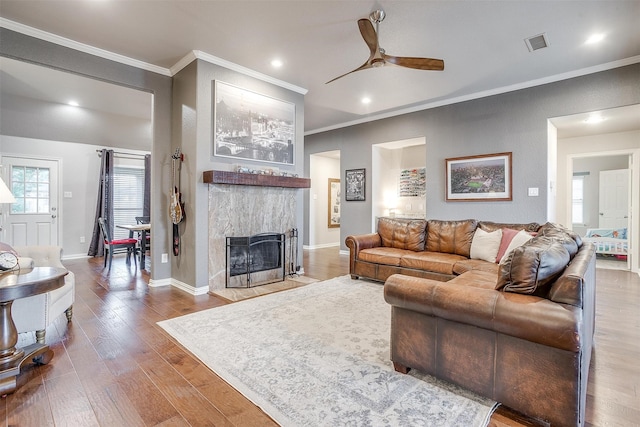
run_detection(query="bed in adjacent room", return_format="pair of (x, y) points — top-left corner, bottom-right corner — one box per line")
(583, 228), (628, 258)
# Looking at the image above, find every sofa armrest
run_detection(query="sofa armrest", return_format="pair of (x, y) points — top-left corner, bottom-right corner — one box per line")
(345, 233), (382, 277)
(14, 245), (65, 269)
(384, 274), (581, 352)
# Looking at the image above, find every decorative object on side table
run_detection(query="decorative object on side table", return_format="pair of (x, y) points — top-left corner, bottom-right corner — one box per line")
(445, 152), (512, 201)
(345, 168), (366, 201)
(328, 178), (340, 228)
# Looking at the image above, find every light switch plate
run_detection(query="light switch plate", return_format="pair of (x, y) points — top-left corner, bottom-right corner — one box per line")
(528, 187), (539, 197)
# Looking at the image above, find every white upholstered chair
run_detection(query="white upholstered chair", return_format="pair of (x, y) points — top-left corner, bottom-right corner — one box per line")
(11, 245), (75, 344)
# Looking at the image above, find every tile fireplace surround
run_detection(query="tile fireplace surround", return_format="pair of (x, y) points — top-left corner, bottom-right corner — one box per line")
(205, 171), (310, 292)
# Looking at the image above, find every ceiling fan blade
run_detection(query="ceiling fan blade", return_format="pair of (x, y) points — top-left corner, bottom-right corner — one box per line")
(325, 61), (374, 84)
(357, 18), (379, 56)
(382, 54), (445, 71)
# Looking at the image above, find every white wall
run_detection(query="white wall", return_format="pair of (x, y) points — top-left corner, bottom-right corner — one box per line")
(557, 130), (640, 228)
(372, 144), (426, 222)
(308, 154), (340, 248)
(0, 135), (150, 258)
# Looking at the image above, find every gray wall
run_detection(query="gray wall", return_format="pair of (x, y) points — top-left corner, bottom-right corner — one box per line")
(304, 63), (640, 249)
(0, 28), (173, 280)
(172, 59), (305, 288)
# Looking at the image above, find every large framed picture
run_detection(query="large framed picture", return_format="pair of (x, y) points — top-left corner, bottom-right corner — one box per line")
(213, 81), (295, 165)
(328, 178), (340, 228)
(345, 168), (366, 201)
(445, 152), (512, 201)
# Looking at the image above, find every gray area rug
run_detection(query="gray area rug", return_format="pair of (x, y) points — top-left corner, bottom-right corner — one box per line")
(158, 275), (497, 426)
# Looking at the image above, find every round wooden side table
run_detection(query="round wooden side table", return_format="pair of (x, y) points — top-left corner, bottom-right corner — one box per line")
(0, 267), (68, 395)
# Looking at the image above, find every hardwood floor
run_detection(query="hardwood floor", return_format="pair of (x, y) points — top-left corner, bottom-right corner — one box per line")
(1, 248), (638, 426)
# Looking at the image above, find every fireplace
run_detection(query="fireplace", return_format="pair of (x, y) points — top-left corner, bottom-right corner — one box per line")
(226, 232), (286, 288)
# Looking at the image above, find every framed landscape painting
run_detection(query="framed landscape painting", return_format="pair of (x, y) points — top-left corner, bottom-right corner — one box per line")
(445, 152), (512, 201)
(213, 81), (295, 165)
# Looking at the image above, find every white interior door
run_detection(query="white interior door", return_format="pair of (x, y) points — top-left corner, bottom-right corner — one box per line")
(599, 169), (630, 229)
(1, 156), (59, 246)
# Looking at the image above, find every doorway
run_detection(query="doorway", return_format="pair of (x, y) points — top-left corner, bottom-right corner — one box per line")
(308, 151), (341, 249)
(1, 156), (59, 246)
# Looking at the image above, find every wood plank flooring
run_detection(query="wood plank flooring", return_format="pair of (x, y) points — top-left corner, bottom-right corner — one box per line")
(1, 248), (638, 426)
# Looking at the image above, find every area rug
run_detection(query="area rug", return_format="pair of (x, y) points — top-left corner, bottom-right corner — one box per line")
(211, 275), (318, 302)
(158, 275), (498, 426)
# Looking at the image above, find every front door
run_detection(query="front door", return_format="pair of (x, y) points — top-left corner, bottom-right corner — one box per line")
(0, 156), (59, 246)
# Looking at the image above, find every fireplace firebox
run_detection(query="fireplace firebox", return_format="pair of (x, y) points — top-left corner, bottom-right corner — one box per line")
(226, 232), (286, 288)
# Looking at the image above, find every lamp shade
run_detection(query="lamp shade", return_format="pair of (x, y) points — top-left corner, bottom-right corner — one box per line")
(0, 178), (16, 204)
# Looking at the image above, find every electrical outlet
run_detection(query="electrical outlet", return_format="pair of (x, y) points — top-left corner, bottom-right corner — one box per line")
(162, 253), (168, 263)
(79, 236), (85, 243)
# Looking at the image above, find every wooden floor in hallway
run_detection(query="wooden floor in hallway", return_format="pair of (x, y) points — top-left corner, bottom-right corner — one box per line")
(1, 247), (637, 426)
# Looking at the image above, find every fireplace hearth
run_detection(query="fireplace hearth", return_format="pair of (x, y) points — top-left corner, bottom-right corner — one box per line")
(226, 232), (286, 288)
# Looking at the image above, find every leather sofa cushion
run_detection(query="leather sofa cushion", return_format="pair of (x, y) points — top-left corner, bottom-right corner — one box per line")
(426, 219), (477, 257)
(453, 259), (500, 275)
(537, 222), (580, 257)
(358, 247), (405, 266)
(497, 236), (570, 295)
(448, 269), (498, 290)
(378, 217), (427, 251)
(400, 251), (466, 275)
(478, 221), (540, 233)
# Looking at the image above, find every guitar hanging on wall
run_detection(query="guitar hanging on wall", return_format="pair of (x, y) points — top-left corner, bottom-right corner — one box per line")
(170, 148), (185, 256)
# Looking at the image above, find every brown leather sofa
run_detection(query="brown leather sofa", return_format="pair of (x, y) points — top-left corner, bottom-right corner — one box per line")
(346, 218), (596, 426)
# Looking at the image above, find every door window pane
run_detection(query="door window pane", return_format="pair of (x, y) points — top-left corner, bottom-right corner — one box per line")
(11, 166), (50, 214)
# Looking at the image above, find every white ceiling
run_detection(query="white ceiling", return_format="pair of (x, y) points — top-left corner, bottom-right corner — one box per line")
(1, 0), (639, 136)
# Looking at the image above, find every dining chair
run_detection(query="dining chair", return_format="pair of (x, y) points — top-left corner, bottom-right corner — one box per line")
(98, 217), (138, 270)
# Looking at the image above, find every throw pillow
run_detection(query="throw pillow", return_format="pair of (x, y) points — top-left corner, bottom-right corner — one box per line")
(498, 229), (534, 263)
(497, 237), (570, 295)
(470, 228), (503, 263)
(0, 242), (18, 256)
(495, 228), (518, 262)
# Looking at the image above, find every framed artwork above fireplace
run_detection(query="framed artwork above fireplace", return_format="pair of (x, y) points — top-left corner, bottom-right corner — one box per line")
(213, 81), (295, 165)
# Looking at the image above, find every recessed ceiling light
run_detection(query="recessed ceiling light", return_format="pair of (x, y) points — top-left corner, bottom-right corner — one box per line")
(585, 33), (605, 45)
(361, 97), (371, 105)
(68, 100), (79, 107)
(270, 59), (283, 68)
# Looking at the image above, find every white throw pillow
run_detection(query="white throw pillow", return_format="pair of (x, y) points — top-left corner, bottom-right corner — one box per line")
(470, 228), (503, 263)
(499, 229), (534, 262)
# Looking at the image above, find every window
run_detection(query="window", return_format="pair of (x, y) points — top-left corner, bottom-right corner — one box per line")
(572, 175), (585, 225)
(113, 166), (145, 240)
(10, 166), (50, 214)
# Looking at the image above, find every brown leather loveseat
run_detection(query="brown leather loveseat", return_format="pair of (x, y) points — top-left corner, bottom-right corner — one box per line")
(346, 217), (596, 426)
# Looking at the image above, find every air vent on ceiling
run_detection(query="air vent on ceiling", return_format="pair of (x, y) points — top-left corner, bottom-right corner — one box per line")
(525, 33), (549, 52)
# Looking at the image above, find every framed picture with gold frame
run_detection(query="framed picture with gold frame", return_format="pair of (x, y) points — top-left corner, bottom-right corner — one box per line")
(328, 178), (340, 228)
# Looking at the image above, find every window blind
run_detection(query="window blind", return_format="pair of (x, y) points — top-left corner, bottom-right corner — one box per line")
(113, 166), (145, 240)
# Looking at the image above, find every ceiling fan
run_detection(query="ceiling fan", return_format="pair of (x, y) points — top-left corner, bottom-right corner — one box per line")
(326, 10), (444, 84)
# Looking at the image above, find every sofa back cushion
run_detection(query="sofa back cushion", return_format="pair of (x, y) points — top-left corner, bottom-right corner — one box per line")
(497, 236), (570, 295)
(537, 222), (581, 257)
(377, 217), (427, 251)
(426, 219), (477, 257)
(548, 242), (595, 307)
(478, 221), (540, 233)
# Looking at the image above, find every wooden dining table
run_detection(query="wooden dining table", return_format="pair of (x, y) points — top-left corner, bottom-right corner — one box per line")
(117, 223), (151, 270)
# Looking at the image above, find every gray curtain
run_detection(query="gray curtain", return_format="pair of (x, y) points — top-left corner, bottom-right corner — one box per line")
(143, 154), (151, 217)
(88, 149), (114, 256)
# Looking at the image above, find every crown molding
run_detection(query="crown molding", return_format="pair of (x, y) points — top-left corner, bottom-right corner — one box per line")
(0, 18), (172, 76)
(187, 50), (308, 95)
(305, 55), (640, 136)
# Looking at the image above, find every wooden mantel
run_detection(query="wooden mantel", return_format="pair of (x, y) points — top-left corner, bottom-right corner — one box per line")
(203, 170), (310, 188)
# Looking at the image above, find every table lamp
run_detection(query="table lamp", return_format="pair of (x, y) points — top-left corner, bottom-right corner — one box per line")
(0, 178), (15, 204)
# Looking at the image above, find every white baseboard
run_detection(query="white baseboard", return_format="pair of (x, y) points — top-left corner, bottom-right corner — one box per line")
(62, 254), (91, 260)
(303, 242), (340, 250)
(163, 278), (210, 295)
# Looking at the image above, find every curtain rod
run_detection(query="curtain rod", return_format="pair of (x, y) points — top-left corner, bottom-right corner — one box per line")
(96, 149), (148, 158)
